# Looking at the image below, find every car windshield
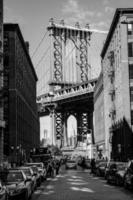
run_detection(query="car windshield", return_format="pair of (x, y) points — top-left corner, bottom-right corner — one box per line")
(117, 163), (127, 170)
(31, 166), (38, 173)
(99, 162), (107, 167)
(1, 171), (24, 183)
(86, 160), (90, 163)
(67, 160), (76, 163)
(26, 163), (43, 168)
(33, 164), (43, 168)
(8, 171), (24, 182)
(21, 168), (32, 176)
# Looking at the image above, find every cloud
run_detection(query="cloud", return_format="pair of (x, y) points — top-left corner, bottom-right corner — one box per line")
(97, 12), (103, 18)
(62, 0), (94, 25)
(91, 20), (109, 30)
(61, 0), (109, 33)
(62, 0), (79, 14)
(105, 6), (115, 14)
(103, 0), (110, 6)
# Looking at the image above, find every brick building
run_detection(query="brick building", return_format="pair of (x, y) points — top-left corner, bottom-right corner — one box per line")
(3, 24), (40, 164)
(0, 0), (5, 164)
(101, 8), (133, 161)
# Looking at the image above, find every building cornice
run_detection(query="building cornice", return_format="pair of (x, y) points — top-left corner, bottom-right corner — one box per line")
(4, 23), (38, 81)
(101, 8), (133, 58)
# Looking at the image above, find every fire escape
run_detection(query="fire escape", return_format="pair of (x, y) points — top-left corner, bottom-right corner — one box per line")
(108, 50), (116, 149)
(108, 51), (116, 122)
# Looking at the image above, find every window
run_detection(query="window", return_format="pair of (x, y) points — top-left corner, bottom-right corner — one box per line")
(130, 89), (133, 102)
(128, 42), (133, 57)
(128, 24), (133, 35)
(129, 64), (133, 79)
(131, 110), (133, 125)
(130, 87), (133, 103)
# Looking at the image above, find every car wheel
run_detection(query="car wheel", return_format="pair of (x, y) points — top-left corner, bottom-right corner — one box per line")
(97, 170), (100, 176)
(107, 179), (110, 184)
(124, 180), (128, 189)
(5, 193), (9, 200)
(116, 176), (120, 186)
(24, 191), (28, 200)
(107, 176), (110, 184)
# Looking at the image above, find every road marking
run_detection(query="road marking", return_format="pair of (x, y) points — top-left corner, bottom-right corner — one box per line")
(71, 186), (95, 193)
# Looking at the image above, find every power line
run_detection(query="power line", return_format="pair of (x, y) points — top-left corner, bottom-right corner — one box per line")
(31, 30), (48, 58)
(36, 53), (50, 72)
(35, 46), (50, 68)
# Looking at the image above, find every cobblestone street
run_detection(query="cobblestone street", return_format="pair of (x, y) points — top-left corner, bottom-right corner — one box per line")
(32, 166), (133, 200)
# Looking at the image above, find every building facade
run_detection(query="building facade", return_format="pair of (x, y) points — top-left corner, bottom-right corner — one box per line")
(3, 24), (40, 164)
(0, 0), (5, 164)
(94, 72), (105, 159)
(101, 8), (133, 161)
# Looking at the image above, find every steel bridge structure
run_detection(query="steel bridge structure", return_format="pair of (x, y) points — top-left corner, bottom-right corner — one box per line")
(37, 19), (97, 147)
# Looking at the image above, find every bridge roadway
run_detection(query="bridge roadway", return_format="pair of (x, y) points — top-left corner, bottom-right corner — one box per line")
(32, 165), (133, 200)
(37, 79), (97, 117)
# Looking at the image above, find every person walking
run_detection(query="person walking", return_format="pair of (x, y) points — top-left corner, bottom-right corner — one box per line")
(55, 160), (60, 175)
(47, 160), (53, 177)
(90, 158), (96, 174)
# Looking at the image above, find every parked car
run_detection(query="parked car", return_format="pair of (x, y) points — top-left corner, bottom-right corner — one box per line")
(104, 160), (116, 179)
(25, 162), (46, 181)
(0, 180), (8, 200)
(28, 166), (41, 186)
(65, 160), (77, 170)
(115, 162), (127, 186)
(77, 156), (83, 166)
(124, 160), (133, 190)
(0, 168), (32, 200)
(106, 162), (127, 184)
(96, 161), (107, 177)
(84, 159), (91, 169)
(92, 159), (102, 174)
(18, 166), (36, 192)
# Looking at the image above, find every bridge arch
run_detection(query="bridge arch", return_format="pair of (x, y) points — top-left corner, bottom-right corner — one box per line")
(67, 115), (77, 146)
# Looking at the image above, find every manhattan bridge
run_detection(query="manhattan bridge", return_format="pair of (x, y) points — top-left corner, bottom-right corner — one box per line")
(35, 18), (106, 148)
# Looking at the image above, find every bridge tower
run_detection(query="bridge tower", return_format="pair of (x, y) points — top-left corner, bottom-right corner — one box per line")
(41, 19), (94, 147)
(48, 18), (91, 86)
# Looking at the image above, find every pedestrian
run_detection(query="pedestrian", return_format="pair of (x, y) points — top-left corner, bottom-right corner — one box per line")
(55, 160), (60, 175)
(81, 157), (86, 168)
(90, 158), (96, 174)
(47, 160), (53, 177)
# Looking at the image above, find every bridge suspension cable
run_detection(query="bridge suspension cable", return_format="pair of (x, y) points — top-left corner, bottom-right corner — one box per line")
(35, 46), (50, 69)
(31, 30), (48, 58)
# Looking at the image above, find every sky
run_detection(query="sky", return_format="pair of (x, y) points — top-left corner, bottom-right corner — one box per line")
(4, 0), (133, 91)
(4, 0), (133, 142)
